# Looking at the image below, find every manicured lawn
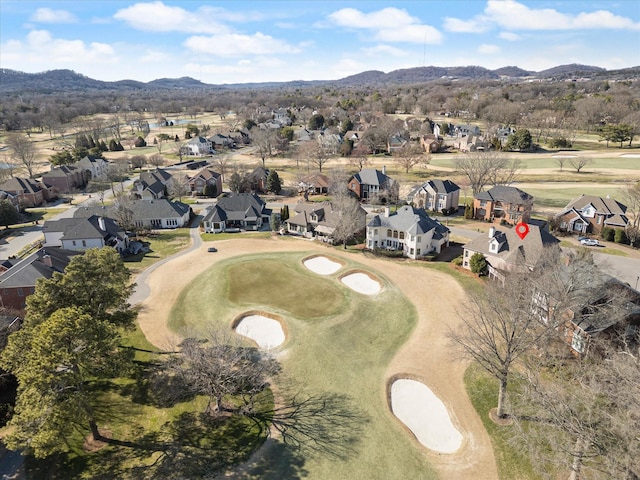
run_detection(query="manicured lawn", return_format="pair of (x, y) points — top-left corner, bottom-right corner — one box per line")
(200, 231), (272, 242)
(429, 154), (640, 171)
(464, 364), (539, 480)
(524, 185), (628, 208)
(123, 229), (191, 275)
(168, 251), (437, 479)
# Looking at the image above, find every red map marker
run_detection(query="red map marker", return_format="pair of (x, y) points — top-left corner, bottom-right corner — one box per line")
(515, 222), (530, 240)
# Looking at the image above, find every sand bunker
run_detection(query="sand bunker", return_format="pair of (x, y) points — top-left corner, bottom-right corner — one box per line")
(391, 379), (463, 454)
(620, 153), (640, 158)
(235, 315), (285, 350)
(551, 154), (577, 158)
(303, 255), (342, 275)
(340, 272), (381, 295)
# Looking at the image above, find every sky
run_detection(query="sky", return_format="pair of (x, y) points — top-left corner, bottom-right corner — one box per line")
(1, 0), (639, 85)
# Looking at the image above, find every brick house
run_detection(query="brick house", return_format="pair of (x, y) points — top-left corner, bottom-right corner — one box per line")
(185, 167), (222, 197)
(554, 194), (629, 235)
(473, 186), (533, 225)
(0, 177), (53, 207)
(347, 167), (397, 202)
(41, 165), (86, 193)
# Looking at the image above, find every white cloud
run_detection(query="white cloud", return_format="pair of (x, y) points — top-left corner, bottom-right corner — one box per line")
(499, 32), (521, 41)
(329, 58), (368, 78)
(443, 16), (489, 33)
(328, 7), (442, 43)
(30, 8), (77, 24)
(446, 0), (640, 33)
(361, 45), (408, 58)
(114, 1), (228, 34)
(140, 50), (173, 63)
(184, 33), (300, 57)
(478, 44), (500, 54)
(1, 30), (117, 67)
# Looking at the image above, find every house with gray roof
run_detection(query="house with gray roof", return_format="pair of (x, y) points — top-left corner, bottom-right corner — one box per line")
(185, 168), (222, 197)
(462, 224), (559, 280)
(0, 177), (54, 207)
(202, 193), (271, 233)
(74, 199), (191, 230)
(181, 136), (213, 157)
(133, 168), (173, 200)
(554, 194), (629, 235)
(43, 215), (129, 252)
(366, 205), (450, 259)
(0, 247), (78, 310)
(41, 165), (86, 193)
(473, 185), (533, 225)
(75, 155), (109, 180)
(410, 179), (460, 213)
(347, 167), (397, 202)
(285, 201), (366, 242)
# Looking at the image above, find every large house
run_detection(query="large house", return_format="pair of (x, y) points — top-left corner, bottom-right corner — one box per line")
(41, 165), (86, 193)
(411, 179), (460, 213)
(74, 199), (192, 230)
(347, 167), (396, 202)
(185, 167), (222, 197)
(462, 224), (559, 280)
(181, 137), (213, 157)
(75, 155), (109, 180)
(285, 201), (367, 242)
(202, 193), (271, 233)
(298, 173), (330, 195)
(473, 186), (533, 225)
(43, 215), (129, 253)
(133, 168), (173, 200)
(0, 247), (78, 310)
(554, 194), (629, 234)
(366, 205), (450, 259)
(0, 177), (54, 207)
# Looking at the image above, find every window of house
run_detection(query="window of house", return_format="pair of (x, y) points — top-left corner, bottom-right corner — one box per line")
(17, 288), (24, 297)
(374, 229), (378, 235)
(82, 240), (87, 247)
(571, 330), (586, 354)
(351, 183), (356, 189)
(410, 248), (414, 255)
(417, 249), (421, 255)
(464, 250), (469, 257)
(399, 232), (405, 240)
(393, 231), (398, 238)
(597, 216), (602, 224)
(416, 236), (421, 243)
(387, 229), (392, 237)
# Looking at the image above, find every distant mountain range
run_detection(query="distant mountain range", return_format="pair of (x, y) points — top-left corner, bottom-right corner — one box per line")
(1, 64), (638, 94)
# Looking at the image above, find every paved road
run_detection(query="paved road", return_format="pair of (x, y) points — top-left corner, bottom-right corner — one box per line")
(129, 214), (203, 306)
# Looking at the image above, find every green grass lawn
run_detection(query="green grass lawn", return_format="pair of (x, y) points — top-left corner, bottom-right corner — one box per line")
(428, 154), (640, 171)
(123, 229), (191, 275)
(524, 185), (628, 208)
(168, 251), (437, 479)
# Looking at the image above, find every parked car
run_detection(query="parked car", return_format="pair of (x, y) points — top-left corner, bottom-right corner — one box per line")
(207, 247), (217, 252)
(580, 238), (599, 246)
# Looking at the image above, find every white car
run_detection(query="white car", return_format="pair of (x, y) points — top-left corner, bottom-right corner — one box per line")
(580, 238), (599, 247)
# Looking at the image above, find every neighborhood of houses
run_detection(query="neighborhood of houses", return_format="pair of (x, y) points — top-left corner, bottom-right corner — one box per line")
(0, 110), (638, 363)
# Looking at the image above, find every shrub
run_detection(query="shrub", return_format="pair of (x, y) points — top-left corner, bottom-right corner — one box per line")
(134, 136), (147, 147)
(549, 137), (572, 148)
(452, 256), (463, 266)
(469, 252), (488, 276)
(614, 228), (628, 244)
(601, 227), (615, 242)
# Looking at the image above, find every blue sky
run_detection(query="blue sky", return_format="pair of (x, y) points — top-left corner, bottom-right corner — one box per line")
(1, 1), (639, 84)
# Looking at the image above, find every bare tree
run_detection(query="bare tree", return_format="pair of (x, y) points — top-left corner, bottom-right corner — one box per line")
(329, 180), (366, 248)
(452, 151), (521, 195)
(130, 155), (146, 172)
(393, 143), (429, 174)
(622, 181), (640, 246)
(167, 178), (190, 202)
(86, 173), (112, 205)
(250, 127), (277, 168)
(297, 140), (332, 173)
(5, 133), (38, 178)
(148, 153), (165, 168)
(568, 156), (592, 173)
(515, 341), (640, 480)
(214, 154), (231, 183)
(554, 156), (567, 172)
(348, 154), (370, 172)
(110, 192), (136, 232)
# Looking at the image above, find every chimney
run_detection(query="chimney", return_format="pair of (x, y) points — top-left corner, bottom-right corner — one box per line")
(98, 216), (106, 231)
(384, 206), (390, 218)
(488, 226), (495, 238)
(40, 255), (53, 268)
(382, 165), (386, 175)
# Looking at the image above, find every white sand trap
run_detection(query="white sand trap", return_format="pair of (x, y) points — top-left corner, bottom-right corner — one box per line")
(620, 153), (640, 158)
(303, 256), (342, 275)
(341, 272), (381, 295)
(235, 315), (285, 350)
(391, 379), (463, 454)
(551, 154), (577, 158)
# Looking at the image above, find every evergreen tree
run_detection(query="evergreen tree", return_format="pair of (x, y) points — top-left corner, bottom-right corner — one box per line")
(266, 170), (282, 194)
(0, 200), (19, 228)
(469, 252), (488, 276)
